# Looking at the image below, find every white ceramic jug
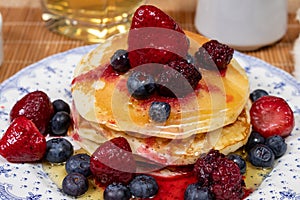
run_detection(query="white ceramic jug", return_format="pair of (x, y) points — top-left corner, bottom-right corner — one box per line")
(195, 0), (287, 51)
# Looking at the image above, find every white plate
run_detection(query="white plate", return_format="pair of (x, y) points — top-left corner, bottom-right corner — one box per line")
(0, 45), (300, 200)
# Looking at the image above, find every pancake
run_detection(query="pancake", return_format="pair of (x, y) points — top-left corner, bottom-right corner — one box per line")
(72, 101), (251, 166)
(71, 31), (249, 139)
(70, 29), (251, 166)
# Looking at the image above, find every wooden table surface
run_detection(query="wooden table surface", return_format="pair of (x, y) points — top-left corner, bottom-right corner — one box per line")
(0, 1), (299, 83)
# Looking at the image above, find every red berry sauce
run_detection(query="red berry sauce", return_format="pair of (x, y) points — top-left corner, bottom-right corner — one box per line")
(71, 64), (119, 85)
(152, 173), (197, 200)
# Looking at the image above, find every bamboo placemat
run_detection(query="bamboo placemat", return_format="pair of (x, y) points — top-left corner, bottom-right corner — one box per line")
(0, 6), (299, 83)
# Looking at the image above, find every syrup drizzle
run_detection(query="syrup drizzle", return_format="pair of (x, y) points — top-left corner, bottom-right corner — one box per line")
(42, 148), (272, 199)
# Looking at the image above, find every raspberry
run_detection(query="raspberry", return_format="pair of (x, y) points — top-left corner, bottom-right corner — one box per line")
(193, 149), (244, 200)
(195, 40), (234, 71)
(156, 59), (202, 97)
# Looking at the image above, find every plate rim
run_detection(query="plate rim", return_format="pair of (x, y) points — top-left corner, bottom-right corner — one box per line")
(0, 45), (299, 199)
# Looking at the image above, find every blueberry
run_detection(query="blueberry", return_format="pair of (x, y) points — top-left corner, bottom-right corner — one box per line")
(149, 101), (171, 123)
(245, 131), (265, 152)
(227, 154), (247, 174)
(50, 111), (71, 136)
(128, 174), (158, 198)
(52, 99), (70, 114)
(265, 135), (287, 158)
(104, 182), (131, 200)
(250, 89), (269, 102)
(62, 172), (89, 197)
(248, 144), (275, 168)
(127, 71), (156, 99)
(45, 138), (74, 163)
(184, 183), (213, 200)
(186, 54), (194, 64)
(110, 49), (130, 73)
(65, 153), (91, 177)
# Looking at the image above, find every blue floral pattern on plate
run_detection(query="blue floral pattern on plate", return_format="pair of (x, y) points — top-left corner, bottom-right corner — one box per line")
(0, 46), (300, 199)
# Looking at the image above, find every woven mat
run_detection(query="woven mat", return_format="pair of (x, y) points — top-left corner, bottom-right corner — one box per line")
(0, 7), (299, 83)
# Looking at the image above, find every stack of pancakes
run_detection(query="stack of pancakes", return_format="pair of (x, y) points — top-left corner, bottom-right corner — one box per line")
(71, 31), (251, 167)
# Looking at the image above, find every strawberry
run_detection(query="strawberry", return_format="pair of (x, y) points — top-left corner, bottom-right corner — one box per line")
(0, 116), (47, 162)
(90, 137), (136, 187)
(10, 90), (54, 135)
(250, 95), (295, 138)
(128, 5), (189, 68)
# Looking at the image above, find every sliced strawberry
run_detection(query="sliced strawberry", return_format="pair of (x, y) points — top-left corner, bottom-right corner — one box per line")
(90, 137), (136, 187)
(250, 95), (295, 138)
(128, 5), (189, 68)
(0, 116), (47, 162)
(10, 90), (54, 135)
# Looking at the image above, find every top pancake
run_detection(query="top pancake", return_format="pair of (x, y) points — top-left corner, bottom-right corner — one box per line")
(71, 31), (249, 139)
